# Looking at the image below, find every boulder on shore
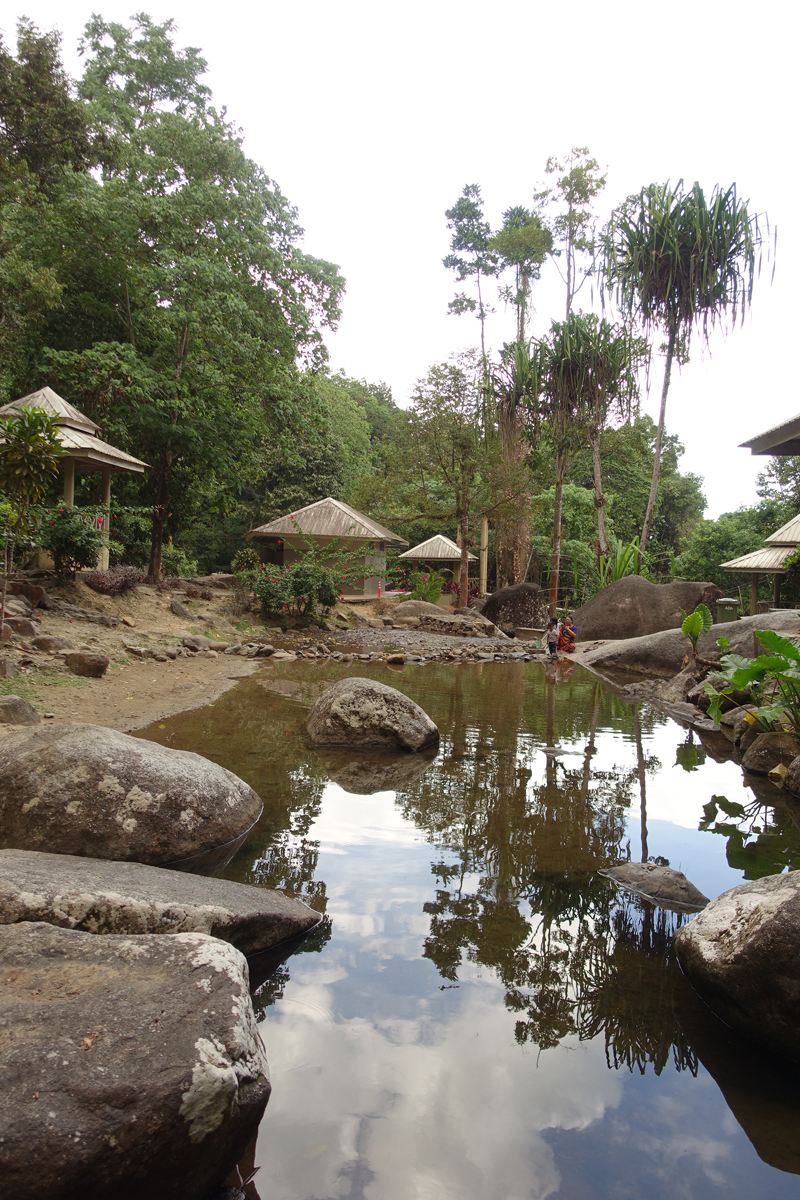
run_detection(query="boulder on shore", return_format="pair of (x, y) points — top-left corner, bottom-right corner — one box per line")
(306, 677), (439, 752)
(482, 583), (548, 632)
(0, 694), (39, 725)
(599, 862), (709, 913)
(572, 576), (722, 642)
(674, 872), (800, 1063)
(0, 922), (270, 1200)
(0, 722), (263, 866)
(578, 610), (800, 679)
(0, 848), (318, 954)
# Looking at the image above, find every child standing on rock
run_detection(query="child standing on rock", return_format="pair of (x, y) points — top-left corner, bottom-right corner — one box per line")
(546, 618), (558, 657)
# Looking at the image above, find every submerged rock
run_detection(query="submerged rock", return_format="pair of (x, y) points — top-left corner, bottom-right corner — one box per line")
(315, 747), (438, 794)
(0, 722), (263, 865)
(0, 922), (270, 1200)
(600, 862), (709, 913)
(306, 676), (439, 752)
(674, 872), (800, 1062)
(0, 849), (318, 953)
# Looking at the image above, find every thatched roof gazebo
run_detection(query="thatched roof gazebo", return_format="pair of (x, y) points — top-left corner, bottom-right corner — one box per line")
(0, 387), (148, 569)
(246, 497), (408, 598)
(721, 513), (800, 615)
(399, 534), (477, 565)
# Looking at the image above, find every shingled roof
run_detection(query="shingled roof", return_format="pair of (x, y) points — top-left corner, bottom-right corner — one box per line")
(247, 497), (408, 547)
(399, 534), (477, 562)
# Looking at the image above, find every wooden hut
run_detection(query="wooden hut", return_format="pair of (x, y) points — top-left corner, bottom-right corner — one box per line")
(246, 497), (408, 598)
(721, 513), (800, 615)
(0, 387), (148, 569)
(399, 534), (477, 568)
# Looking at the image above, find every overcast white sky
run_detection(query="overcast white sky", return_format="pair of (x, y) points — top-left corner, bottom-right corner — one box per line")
(6, 0), (797, 518)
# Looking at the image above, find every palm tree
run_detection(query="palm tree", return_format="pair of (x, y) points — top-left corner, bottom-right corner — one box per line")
(604, 181), (771, 567)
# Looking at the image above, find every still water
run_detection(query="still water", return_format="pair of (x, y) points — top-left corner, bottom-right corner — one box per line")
(139, 659), (800, 1199)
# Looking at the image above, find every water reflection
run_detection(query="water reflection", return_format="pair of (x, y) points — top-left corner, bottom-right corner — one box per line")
(137, 659), (800, 1197)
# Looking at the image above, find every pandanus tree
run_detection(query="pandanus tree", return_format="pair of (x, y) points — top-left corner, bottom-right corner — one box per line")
(604, 181), (771, 568)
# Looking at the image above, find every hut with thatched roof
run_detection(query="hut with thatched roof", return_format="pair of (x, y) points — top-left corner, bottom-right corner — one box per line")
(721, 513), (800, 614)
(246, 497), (408, 598)
(399, 534), (477, 567)
(0, 387), (148, 569)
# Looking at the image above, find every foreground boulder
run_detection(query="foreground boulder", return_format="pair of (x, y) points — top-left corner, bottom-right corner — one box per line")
(63, 650), (109, 678)
(578, 610), (800, 678)
(0, 849), (318, 953)
(0, 723), (263, 865)
(572, 576), (722, 642)
(307, 677), (439, 751)
(674, 873), (800, 1062)
(0, 923), (270, 1200)
(391, 599), (450, 620)
(600, 862), (709, 913)
(482, 582), (547, 632)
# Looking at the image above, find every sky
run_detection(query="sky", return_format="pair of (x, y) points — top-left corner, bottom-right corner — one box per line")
(5, 0), (797, 518)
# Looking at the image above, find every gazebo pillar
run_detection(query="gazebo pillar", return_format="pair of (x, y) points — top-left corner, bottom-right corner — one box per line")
(773, 572), (782, 608)
(750, 574), (760, 616)
(98, 465), (112, 570)
(479, 517), (488, 596)
(63, 459), (75, 507)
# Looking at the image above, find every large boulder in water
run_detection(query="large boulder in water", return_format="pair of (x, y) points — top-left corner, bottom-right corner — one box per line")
(315, 747), (438, 794)
(0, 848), (318, 954)
(0, 722), (263, 866)
(578, 609), (800, 678)
(599, 862), (709, 913)
(674, 872), (800, 1062)
(572, 576), (722, 642)
(482, 583), (547, 632)
(0, 922), (270, 1200)
(306, 677), (439, 752)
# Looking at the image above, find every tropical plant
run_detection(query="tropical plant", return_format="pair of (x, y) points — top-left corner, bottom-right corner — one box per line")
(490, 207), (552, 342)
(604, 180), (771, 567)
(232, 546), (262, 574)
(443, 184), (498, 362)
(704, 631), (800, 733)
(84, 564), (143, 595)
(540, 147), (607, 319)
(680, 603), (713, 658)
(598, 536), (643, 587)
(411, 571), (444, 603)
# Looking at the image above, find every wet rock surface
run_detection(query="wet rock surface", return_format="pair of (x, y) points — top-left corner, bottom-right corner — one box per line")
(600, 862), (709, 913)
(0, 922), (270, 1200)
(0, 849), (319, 953)
(306, 676), (439, 752)
(742, 732), (800, 775)
(674, 872), (800, 1062)
(315, 747), (438, 794)
(0, 722), (263, 864)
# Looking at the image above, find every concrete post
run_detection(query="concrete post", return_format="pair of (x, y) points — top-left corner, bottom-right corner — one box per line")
(62, 459), (75, 507)
(750, 574), (760, 616)
(479, 516), (489, 596)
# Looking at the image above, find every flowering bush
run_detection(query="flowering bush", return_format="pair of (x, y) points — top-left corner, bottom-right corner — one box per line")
(84, 564), (144, 596)
(443, 577), (479, 602)
(253, 562), (341, 616)
(39, 509), (104, 578)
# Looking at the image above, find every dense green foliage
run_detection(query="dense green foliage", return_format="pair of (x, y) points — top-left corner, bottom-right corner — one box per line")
(39, 507), (104, 577)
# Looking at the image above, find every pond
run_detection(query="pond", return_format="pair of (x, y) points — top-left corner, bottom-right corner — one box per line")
(139, 658), (800, 1200)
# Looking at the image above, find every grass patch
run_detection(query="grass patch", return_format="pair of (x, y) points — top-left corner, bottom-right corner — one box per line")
(0, 674), (91, 702)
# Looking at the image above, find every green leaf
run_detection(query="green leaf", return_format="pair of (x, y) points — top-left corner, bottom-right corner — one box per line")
(756, 630), (800, 661)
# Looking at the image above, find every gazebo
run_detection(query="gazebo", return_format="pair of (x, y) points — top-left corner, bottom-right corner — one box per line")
(721, 513), (800, 615)
(246, 497), (408, 598)
(0, 387), (148, 569)
(399, 534), (477, 569)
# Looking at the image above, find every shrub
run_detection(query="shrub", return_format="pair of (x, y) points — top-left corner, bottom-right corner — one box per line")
(253, 562), (341, 616)
(161, 545), (198, 577)
(40, 509), (104, 578)
(253, 569), (290, 614)
(84, 565), (144, 596)
(410, 570), (444, 603)
(185, 583), (212, 601)
(232, 546), (262, 574)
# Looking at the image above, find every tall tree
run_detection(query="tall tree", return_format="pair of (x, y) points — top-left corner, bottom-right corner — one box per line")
(605, 180), (770, 566)
(490, 206), (551, 342)
(541, 147), (606, 319)
(443, 185), (498, 362)
(37, 15), (344, 578)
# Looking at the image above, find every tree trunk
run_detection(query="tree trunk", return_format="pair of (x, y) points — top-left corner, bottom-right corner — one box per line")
(632, 704), (648, 863)
(147, 457), (170, 581)
(458, 505), (469, 608)
(495, 398), (532, 588)
(639, 322), (676, 570)
(476, 271), (486, 364)
(589, 424), (609, 560)
(549, 447), (569, 617)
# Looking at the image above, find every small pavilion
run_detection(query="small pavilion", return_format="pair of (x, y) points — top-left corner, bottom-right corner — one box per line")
(399, 534), (477, 571)
(0, 387), (148, 569)
(721, 513), (800, 615)
(246, 497), (408, 598)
